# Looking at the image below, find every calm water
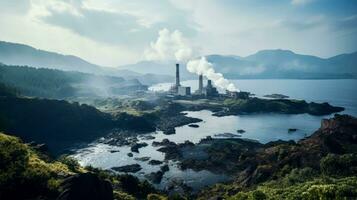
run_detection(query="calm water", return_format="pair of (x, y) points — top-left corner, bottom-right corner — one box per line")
(74, 79), (357, 190)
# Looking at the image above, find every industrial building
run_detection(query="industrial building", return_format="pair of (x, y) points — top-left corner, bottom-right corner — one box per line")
(170, 63), (191, 96)
(170, 63), (247, 99)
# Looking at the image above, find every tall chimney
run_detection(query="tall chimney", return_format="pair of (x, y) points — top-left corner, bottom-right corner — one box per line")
(207, 79), (212, 88)
(176, 63), (180, 87)
(198, 74), (203, 93)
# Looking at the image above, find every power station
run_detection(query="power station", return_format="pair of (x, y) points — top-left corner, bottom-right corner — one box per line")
(170, 63), (218, 97)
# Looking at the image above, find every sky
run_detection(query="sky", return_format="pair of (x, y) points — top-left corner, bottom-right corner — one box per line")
(0, 0), (356, 67)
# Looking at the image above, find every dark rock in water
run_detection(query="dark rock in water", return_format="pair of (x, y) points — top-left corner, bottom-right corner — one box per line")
(139, 135), (156, 140)
(127, 152), (133, 157)
(237, 129), (246, 134)
(160, 164), (169, 172)
(134, 156), (150, 162)
(152, 139), (176, 147)
(145, 171), (164, 184)
(188, 124), (199, 128)
(131, 142), (148, 153)
(111, 164), (142, 173)
(178, 140), (195, 148)
(288, 128), (298, 133)
(109, 150), (120, 153)
(157, 146), (182, 160)
(163, 127), (176, 135)
(148, 160), (163, 165)
(57, 173), (113, 200)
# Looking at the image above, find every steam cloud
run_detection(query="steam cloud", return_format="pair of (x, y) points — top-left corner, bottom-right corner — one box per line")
(144, 28), (193, 62)
(145, 28), (239, 92)
(187, 57), (239, 92)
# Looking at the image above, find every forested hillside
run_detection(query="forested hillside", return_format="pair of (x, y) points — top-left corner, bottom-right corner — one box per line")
(0, 64), (147, 99)
(0, 84), (155, 154)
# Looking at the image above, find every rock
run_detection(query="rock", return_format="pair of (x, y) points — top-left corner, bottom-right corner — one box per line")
(288, 128), (298, 133)
(160, 164), (169, 172)
(111, 164), (142, 173)
(127, 153), (133, 157)
(163, 127), (176, 135)
(188, 124), (199, 128)
(152, 139), (176, 147)
(157, 146), (182, 160)
(178, 140), (195, 148)
(130, 142), (148, 153)
(148, 160), (163, 165)
(134, 157), (150, 162)
(109, 150), (120, 153)
(57, 173), (113, 200)
(237, 129), (246, 134)
(139, 135), (156, 140)
(145, 171), (164, 184)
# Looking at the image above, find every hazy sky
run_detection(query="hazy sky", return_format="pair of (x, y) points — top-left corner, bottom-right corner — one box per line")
(0, 0), (356, 66)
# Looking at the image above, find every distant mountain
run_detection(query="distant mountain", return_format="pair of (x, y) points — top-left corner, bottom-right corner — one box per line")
(205, 50), (357, 79)
(117, 50), (357, 79)
(2, 41), (355, 80)
(0, 41), (172, 85)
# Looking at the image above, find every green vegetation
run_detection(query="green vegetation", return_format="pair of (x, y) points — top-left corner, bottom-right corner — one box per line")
(0, 132), (163, 200)
(0, 95), (156, 154)
(0, 64), (146, 99)
(223, 98), (344, 115)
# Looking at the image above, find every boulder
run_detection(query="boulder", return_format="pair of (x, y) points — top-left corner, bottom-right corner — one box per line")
(111, 164), (142, 173)
(148, 160), (163, 165)
(131, 142), (148, 153)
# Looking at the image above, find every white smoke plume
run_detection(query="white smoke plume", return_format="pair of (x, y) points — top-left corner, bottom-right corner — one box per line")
(187, 57), (239, 92)
(145, 28), (239, 92)
(144, 28), (193, 62)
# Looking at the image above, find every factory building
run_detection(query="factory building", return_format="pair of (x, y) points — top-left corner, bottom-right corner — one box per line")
(194, 74), (219, 97)
(178, 86), (191, 96)
(202, 79), (219, 97)
(170, 63), (191, 96)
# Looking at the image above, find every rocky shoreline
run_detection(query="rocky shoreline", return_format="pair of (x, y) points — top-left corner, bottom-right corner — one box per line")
(151, 114), (357, 187)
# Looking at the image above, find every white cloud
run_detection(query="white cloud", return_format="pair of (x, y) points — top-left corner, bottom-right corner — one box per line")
(0, 0), (355, 67)
(144, 28), (194, 62)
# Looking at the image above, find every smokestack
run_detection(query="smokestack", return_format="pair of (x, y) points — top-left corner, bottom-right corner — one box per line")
(207, 79), (212, 88)
(176, 63), (180, 86)
(198, 74), (203, 93)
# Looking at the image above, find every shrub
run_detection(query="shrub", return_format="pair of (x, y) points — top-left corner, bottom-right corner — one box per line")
(320, 154), (357, 176)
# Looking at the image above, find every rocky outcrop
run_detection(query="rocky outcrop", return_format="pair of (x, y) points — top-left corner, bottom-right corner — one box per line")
(111, 164), (142, 173)
(148, 160), (163, 165)
(57, 173), (113, 200)
(146, 171), (164, 184)
(170, 115), (357, 187)
(130, 142), (148, 153)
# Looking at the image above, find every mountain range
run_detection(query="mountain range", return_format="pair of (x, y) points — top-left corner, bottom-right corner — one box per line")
(1, 41), (356, 81)
(0, 41), (172, 85)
